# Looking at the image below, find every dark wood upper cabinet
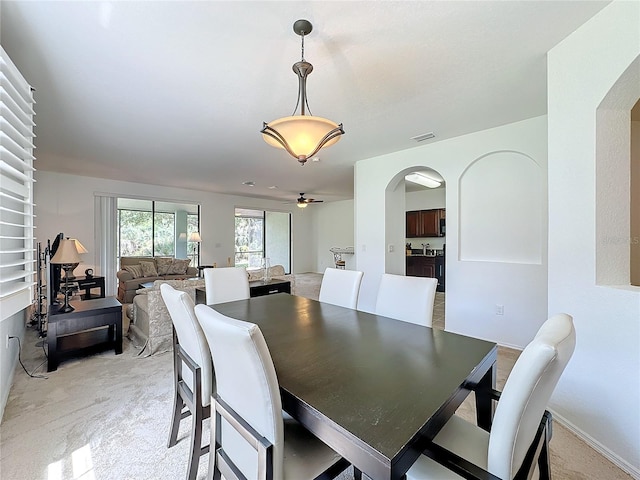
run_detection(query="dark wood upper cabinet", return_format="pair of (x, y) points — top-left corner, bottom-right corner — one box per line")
(406, 209), (445, 238)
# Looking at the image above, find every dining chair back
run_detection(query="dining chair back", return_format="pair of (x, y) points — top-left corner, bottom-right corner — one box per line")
(406, 313), (576, 480)
(488, 313), (576, 478)
(160, 283), (213, 480)
(375, 273), (438, 326)
(203, 266), (250, 305)
(318, 267), (364, 309)
(194, 304), (350, 480)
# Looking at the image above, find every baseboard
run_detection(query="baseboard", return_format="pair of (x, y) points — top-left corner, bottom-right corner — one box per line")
(550, 409), (640, 479)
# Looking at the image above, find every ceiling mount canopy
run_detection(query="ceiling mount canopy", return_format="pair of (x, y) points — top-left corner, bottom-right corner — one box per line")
(261, 19), (344, 166)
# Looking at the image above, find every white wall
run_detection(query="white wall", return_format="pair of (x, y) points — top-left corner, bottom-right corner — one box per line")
(34, 171), (316, 286)
(355, 116), (548, 348)
(311, 199), (355, 272)
(632, 120), (639, 286)
(0, 310), (26, 421)
(547, 1), (640, 474)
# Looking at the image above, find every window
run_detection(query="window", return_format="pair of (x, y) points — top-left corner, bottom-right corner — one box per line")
(117, 198), (200, 267)
(234, 208), (291, 272)
(234, 209), (264, 268)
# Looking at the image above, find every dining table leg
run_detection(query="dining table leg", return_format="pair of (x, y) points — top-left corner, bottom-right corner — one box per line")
(475, 362), (496, 431)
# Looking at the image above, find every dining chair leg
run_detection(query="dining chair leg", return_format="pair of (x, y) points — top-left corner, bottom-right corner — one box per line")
(208, 409), (222, 480)
(167, 393), (185, 448)
(538, 418), (553, 480)
(168, 331), (185, 448)
(186, 403), (204, 480)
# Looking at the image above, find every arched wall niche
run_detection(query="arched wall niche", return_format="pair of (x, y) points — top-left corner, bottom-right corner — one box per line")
(595, 56), (640, 286)
(459, 150), (544, 264)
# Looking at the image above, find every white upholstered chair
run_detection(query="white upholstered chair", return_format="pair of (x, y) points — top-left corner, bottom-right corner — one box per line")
(193, 304), (351, 480)
(375, 273), (438, 327)
(318, 267), (364, 309)
(406, 313), (576, 480)
(160, 284), (213, 480)
(203, 266), (250, 305)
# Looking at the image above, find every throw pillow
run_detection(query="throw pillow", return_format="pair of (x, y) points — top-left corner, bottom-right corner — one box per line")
(168, 258), (191, 275)
(123, 264), (144, 278)
(156, 257), (173, 275)
(140, 261), (158, 277)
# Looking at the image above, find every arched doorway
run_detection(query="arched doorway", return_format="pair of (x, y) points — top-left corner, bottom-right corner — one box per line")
(384, 166), (447, 329)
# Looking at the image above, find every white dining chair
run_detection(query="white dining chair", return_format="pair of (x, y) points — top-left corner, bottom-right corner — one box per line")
(160, 284), (213, 480)
(318, 267), (364, 309)
(203, 266), (250, 305)
(406, 313), (576, 480)
(375, 273), (438, 326)
(193, 304), (351, 480)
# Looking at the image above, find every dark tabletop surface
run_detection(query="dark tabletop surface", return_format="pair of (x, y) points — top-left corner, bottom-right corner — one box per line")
(212, 293), (496, 463)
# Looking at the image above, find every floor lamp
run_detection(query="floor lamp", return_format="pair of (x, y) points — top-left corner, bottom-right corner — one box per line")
(50, 238), (82, 313)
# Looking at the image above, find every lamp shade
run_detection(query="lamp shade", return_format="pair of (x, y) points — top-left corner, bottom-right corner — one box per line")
(72, 239), (88, 254)
(50, 239), (82, 264)
(188, 232), (202, 242)
(262, 115), (342, 159)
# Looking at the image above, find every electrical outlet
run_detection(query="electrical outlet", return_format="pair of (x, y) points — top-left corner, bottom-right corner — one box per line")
(496, 304), (504, 316)
(388, 244), (395, 253)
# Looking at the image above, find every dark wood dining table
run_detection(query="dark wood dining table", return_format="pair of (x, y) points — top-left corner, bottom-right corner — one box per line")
(210, 293), (497, 480)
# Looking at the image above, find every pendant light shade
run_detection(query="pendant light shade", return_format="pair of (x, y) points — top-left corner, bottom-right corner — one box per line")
(262, 115), (342, 159)
(261, 19), (344, 165)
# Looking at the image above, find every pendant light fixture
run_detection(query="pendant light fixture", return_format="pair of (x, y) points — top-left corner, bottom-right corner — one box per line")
(261, 19), (344, 165)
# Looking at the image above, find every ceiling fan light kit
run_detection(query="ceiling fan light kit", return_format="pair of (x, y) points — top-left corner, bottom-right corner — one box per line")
(261, 19), (344, 166)
(296, 192), (323, 208)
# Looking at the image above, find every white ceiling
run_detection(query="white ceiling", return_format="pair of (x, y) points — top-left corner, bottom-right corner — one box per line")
(1, 1), (609, 203)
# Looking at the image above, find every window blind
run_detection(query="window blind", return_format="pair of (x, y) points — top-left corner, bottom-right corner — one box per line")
(0, 47), (36, 320)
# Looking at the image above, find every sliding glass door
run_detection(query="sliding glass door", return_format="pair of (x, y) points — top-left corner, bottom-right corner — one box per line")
(117, 198), (200, 267)
(235, 208), (291, 273)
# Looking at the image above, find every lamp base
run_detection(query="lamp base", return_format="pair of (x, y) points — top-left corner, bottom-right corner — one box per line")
(58, 303), (75, 313)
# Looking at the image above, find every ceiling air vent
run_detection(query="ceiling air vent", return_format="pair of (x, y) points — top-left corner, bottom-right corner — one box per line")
(411, 132), (436, 142)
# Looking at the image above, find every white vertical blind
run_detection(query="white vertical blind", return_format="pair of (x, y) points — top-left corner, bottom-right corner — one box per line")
(0, 47), (36, 320)
(94, 195), (117, 297)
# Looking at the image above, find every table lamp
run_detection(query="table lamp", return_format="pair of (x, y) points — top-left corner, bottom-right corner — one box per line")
(50, 238), (82, 312)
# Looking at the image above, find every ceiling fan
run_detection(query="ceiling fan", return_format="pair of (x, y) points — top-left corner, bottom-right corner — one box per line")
(290, 193), (324, 208)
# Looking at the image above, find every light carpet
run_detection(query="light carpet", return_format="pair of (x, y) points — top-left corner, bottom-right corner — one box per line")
(0, 274), (632, 479)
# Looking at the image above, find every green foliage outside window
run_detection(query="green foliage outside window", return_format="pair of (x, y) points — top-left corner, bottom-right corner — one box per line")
(153, 212), (175, 256)
(235, 216), (263, 268)
(118, 210), (153, 257)
(118, 209), (176, 257)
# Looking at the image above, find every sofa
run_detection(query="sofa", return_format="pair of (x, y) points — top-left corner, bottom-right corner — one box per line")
(117, 256), (198, 303)
(129, 278), (205, 356)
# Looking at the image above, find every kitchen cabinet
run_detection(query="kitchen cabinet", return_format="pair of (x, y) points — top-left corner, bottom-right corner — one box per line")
(406, 256), (435, 277)
(406, 209), (445, 238)
(406, 255), (445, 292)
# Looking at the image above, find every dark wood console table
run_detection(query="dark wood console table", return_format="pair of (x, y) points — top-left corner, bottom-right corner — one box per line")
(47, 297), (122, 372)
(195, 279), (291, 305)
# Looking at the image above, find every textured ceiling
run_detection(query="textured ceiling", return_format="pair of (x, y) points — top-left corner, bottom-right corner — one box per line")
(1, 1), (609, 203)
